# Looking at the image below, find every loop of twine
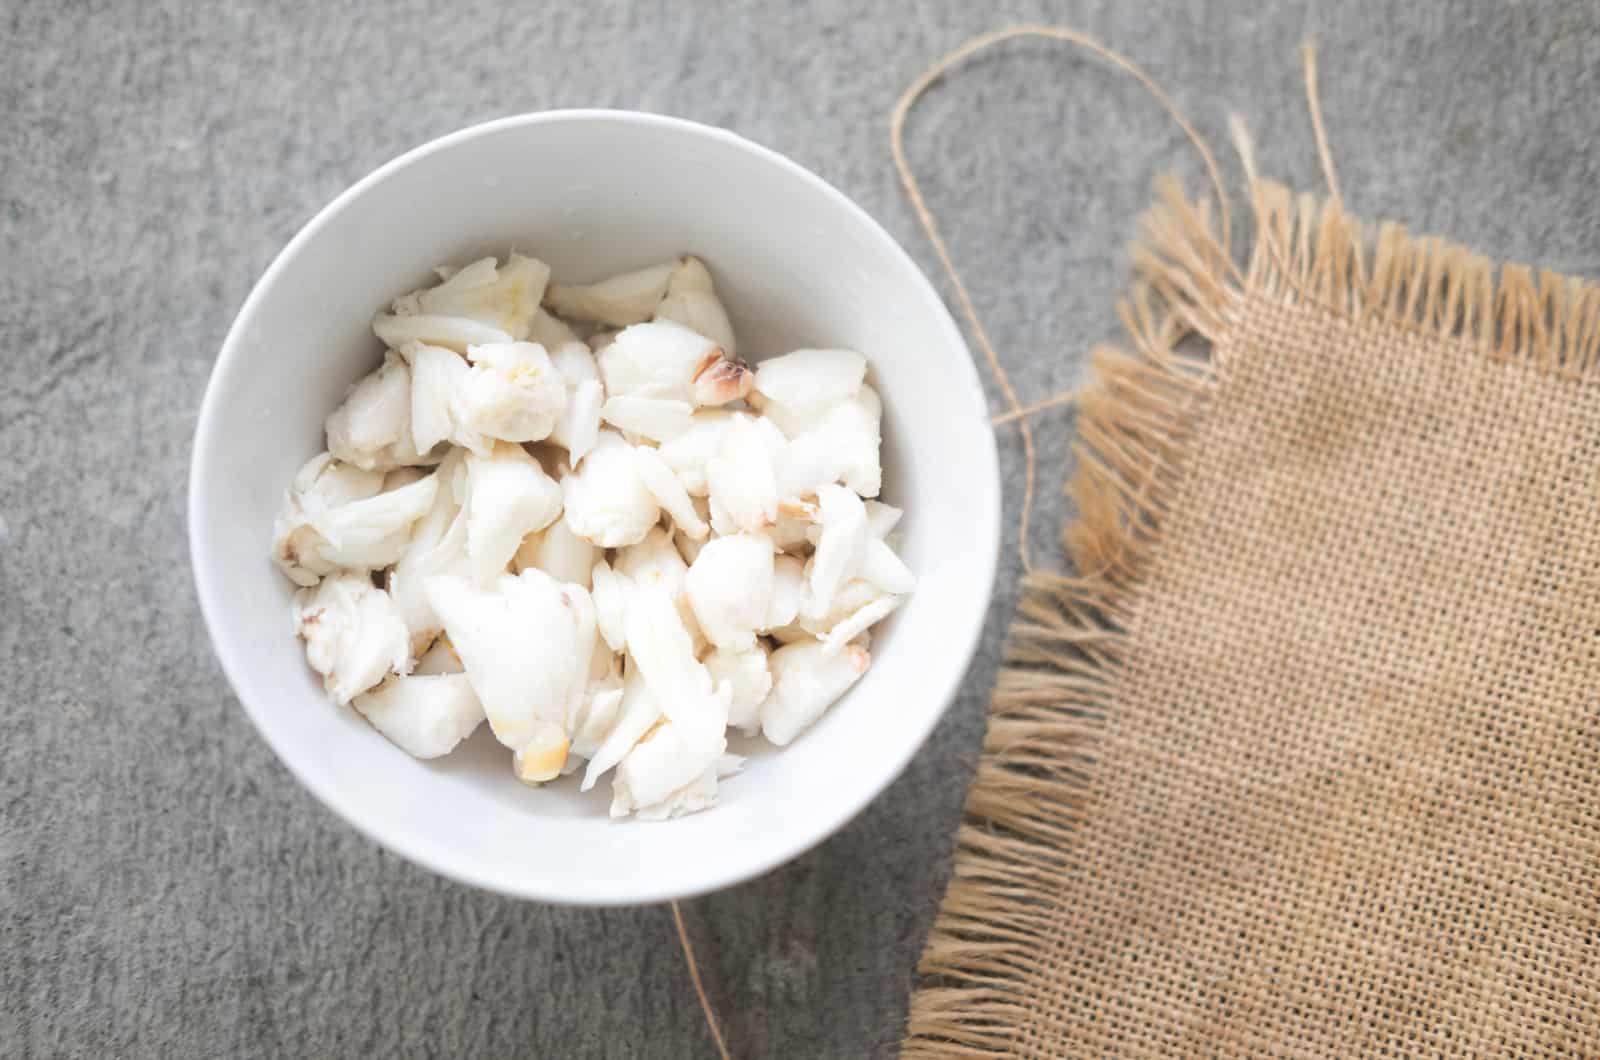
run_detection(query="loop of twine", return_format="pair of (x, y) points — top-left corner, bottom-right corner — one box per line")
(671, 28), (1343, 1058)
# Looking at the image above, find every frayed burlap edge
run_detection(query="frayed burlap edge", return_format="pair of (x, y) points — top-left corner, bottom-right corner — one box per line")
(900, 177), (1600, 1058)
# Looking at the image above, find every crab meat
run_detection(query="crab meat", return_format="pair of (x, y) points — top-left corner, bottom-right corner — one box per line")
(656, 410), (735, 496)
(763, 553), (806, 631)
(386, 455), (470, 653)
(600, 395), (695, 442)
(560, 430), (659, 548)
(526, 307), (580, 350)
(611, 726), (722, 820)
(806, 483), (868, 616)
(634, 446), (709, 539)
(514, 514), (597, 588)
(858, 536), (916, 596)
(326, 350), (440, 471)
(404, 342), (470, 454)
(514, 721), (572, 784)
(705, 643), (772, 735)
(685, 532), (775, 652)
(374, 254), (548, 350)
(760, 636), (871, 746)
(753, 348), (866, 419)
(625, 583), (730, 754)
(544, 261), (675, 327)
(451, 341), (567, 451)
(705, 414), (782, 534)
(272, 453), (383, 586)
(294, 573), (413, 704)
(598, 319), (751, 407)
(353, 673), (485, 759)
(548, 342), (604, 463)
(423, 569), (595, 754)
(463, 442), (563, 586)
(654, 256), (737, 356)
(589, 560), (632, 653)
(582, 664), (660, 790)
(413, 636), (463, 675)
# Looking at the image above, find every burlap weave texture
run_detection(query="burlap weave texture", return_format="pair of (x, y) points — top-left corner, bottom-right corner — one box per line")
(904, 183), (1600, 1057)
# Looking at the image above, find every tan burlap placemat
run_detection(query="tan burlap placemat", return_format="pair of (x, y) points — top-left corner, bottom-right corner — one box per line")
(902, 163), (1600, 1055)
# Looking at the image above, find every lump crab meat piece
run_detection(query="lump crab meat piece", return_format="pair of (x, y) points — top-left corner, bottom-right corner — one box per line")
(423, 569), (595, 757)
(386, 453), (471, 654)
(762, 553), (806, 632)
(656, 409), (734, 497)
(582, 664), (661, 790)
(405, 342), (471, 455)
(858, 536), (916, 596)
(705, 643), (772, 735)
(374, 253), (548, 349)
(624, 583), (731, 755)
(752, 348), (866, 420)
(272, 453), (385, 586)
(294, 573), (412, 705)
(547, 341), (604, 464)
(514, 513), (597, 588)
(526, 307), (581, 349)
(760, 636), (871, 746)
(353, 673), (484, 759)
(600, 394), (695, 442)
(463, 442), (562, 586)
(704, 414), (781, 534)
(806, 483), (869, 617)
(770, 386), (883, 498)
(598, 319), (751, 407)
(544, 260), (675, 327)
(326, 350), (441, 471)
(589, 560), (633, 653)
(611, 727), (722, 820)
(653, 256), (737, 357)
(633, 446), (709, 539)
(452, 341), (567, 451)
(684, 532), (774, 653)
(818, 594), (901, 657)
(560, 430), (659, 548)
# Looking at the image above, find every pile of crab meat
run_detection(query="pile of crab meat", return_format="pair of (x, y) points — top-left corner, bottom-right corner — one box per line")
(272, 253), (913, 820)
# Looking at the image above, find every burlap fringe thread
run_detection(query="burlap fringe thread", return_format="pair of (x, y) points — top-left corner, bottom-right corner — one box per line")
(901, 170), (1600, 1057)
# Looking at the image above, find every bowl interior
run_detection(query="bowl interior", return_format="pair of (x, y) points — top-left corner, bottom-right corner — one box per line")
(191, 112), (999, 904)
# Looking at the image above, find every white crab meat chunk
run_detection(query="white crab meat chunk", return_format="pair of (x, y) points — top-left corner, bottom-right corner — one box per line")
(600, 394), (694, 442)
(463, 442), (562, 586)
(763, 553), (806, 631)
(326, 350), (439, 471)
(684, 532), (774, 652)
(634, 446), (709, 539)
(405, 343), (471, 455)
(611, 725), (722, 821)
(705, 414), (782, 534)
(753, 348), (866, 421)
(589, 560), (633, 653)
(760, 636), (871, 746)
(582, 664), (661, 790)
(818, 593), (901, 657)
(653, 256), (737, 356)
(374, 253), (548, 350)
(294, 573), (413, 705)
(598, 319), (752, 407)
(423, 569), (595, 759)
(656, 410), (734, 497)
(770, 385), (882, 499)
(544, 260), (675, 327)
(513, 721), (572, 785)
(353, 673), (485, 759)
(451, 341), (567, 451)
(560, 430), (659, 547)
(526, 307), (580, 350)
(412, 636), (463, 675)
(615, 527), (689, 600)
(858, 536), (916, 596)
(705, 643), (772, 735)
(807, 483), (869, 616)
(274, 460), (439, 587)
(547, 342), (604, 464)
(513, 514), (597, 588)
(625, 584), (730, 754)
(272, 453), (383, 586)
(385, 455), (470, 653)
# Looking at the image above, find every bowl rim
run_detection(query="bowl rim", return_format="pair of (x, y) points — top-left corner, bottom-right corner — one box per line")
(189, 109), (1001, 905)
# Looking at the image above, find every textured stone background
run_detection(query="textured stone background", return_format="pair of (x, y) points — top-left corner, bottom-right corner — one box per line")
(3, 0), (1595, 1055)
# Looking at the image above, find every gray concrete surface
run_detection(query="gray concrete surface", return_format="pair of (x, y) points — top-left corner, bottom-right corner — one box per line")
(3, 0), (1596, 1055)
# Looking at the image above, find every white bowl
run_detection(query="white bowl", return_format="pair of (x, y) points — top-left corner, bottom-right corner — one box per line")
(190, 111), (1000, 905)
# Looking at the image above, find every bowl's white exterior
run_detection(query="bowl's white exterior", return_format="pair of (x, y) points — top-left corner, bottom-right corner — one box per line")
(190, 111), (1000, 905)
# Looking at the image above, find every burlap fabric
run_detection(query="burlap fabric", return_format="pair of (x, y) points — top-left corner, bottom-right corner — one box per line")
(904, 180), (1600, 1057)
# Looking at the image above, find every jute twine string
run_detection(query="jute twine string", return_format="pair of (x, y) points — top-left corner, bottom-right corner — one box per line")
(668, 26), (1341, 1058)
